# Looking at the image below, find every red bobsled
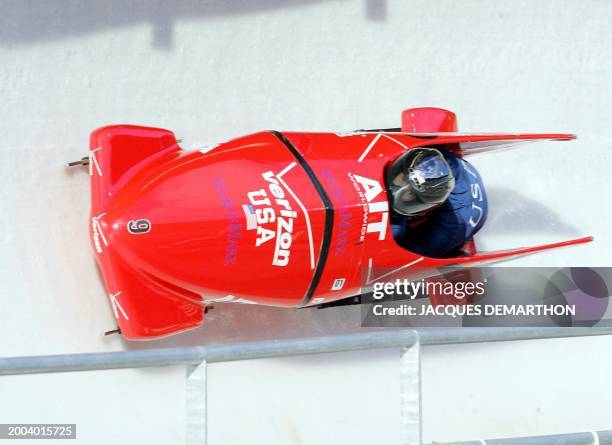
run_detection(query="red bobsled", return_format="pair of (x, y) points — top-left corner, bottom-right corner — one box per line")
(80, 108), (592, 340)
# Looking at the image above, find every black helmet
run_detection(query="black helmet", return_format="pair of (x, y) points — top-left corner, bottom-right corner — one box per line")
(387, 148), (455, 217)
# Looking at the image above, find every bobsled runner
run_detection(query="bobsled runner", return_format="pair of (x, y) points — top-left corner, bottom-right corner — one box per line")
(72, 107), (593, 340)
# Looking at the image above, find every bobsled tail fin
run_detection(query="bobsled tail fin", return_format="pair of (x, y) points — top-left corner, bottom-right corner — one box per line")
(442, 236), (593, 267)
(89, 125), (181, 210)
(101, 251), (204, 340)
(402, 107), (458, 133)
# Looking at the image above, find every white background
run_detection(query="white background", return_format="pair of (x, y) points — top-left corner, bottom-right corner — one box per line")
(1, 1), (612, 443)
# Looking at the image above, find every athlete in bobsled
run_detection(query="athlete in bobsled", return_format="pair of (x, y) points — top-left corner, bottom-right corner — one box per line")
(73, 106), (593, 340)
(387, 147), (487, 258)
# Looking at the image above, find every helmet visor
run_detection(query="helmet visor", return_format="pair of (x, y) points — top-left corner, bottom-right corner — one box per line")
(388, 148), (455, 216)
(408, 155), (451, 190)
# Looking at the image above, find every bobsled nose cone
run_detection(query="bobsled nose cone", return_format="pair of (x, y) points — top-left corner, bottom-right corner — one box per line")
(94, 212), (150, 257)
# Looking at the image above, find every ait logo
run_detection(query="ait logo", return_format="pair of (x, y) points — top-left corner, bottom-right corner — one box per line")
(127, 219), (151, 234)
(348, 173), (389, 241)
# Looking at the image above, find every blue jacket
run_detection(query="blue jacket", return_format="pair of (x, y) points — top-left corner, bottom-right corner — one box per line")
(391, 150), (487, 258)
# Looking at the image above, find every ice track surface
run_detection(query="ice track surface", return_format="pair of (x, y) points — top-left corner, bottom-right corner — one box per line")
(2, 1), (612, 443)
